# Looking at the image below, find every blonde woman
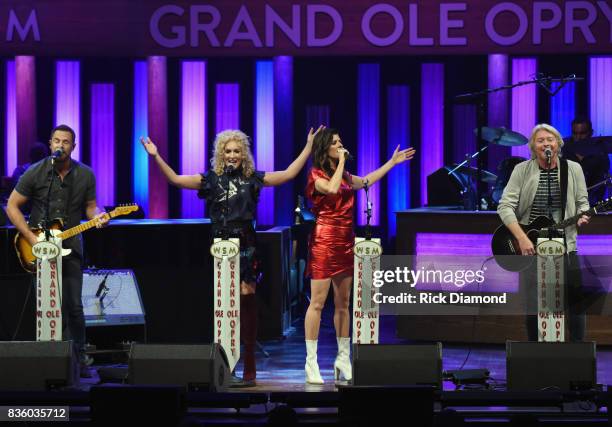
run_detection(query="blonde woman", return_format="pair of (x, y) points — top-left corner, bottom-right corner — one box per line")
(141, 127), (322, 386)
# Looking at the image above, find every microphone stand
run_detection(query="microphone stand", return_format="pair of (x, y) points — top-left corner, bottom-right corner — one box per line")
(363, 179), (372, 240)
(95, 272), (110, 309)
(546, 152), (554, 240)
(43, 156), (57, 241)
(455, 74), (583, 212)
(221, 168), (232, 240)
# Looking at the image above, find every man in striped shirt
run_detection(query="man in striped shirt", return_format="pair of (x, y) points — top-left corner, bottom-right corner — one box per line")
(497, 123), (590, 341)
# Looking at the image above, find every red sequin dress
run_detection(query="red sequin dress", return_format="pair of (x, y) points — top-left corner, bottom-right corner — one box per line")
(305, 168), (355, 280)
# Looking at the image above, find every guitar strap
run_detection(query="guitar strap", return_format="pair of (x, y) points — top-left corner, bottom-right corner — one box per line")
(560, 158), (568, 221)
(64, 166), (74, 221)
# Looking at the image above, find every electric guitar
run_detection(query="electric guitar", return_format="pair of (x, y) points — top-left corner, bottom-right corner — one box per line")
(491, 198), (612, 272)
(14, 204), (139, 273)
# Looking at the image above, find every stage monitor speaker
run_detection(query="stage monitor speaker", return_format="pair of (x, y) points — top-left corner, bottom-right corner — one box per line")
(353, 343), (442, 388)
(506, 341), (596, 391)
(339, 386), (434, 426)
(0, 341), (77, 390)
(128, 343), (229, 392)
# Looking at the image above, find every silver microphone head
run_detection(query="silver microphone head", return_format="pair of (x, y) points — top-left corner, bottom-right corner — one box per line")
(544, 148), (552, 164)
(339, 148), (353, 160)
(51, 149), (63, 159)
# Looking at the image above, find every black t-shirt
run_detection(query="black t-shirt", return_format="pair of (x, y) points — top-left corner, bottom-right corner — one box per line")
(197, 169), (265, 223)
(14, 158), (96, 255)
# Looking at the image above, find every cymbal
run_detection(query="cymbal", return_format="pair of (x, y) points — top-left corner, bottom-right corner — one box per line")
(449, 165), (498, 184)
(476, 127), (528, 146)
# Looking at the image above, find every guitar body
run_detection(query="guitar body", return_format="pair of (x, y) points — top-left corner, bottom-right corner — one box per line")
(14, 221), (73, 274)
(491, 216), (553, 272)
(12, 204), (139, 273)
(491, 198), (610, 272)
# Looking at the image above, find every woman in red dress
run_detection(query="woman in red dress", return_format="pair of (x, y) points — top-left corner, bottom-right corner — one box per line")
(304, 128), (415, 384)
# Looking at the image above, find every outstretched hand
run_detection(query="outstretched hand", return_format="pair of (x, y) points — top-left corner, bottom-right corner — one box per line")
(390, 145), (416, 165)
(140, 136), (158, 157)
(307, 125), (325, 146)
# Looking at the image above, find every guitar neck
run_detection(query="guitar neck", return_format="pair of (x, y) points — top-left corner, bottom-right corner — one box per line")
(554, 207), (595, 229)
(57, 213), (114, 240)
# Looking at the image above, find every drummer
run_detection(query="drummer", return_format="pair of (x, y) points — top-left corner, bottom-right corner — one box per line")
(568, 116), (593, 145)
(563, 116), (610, 204)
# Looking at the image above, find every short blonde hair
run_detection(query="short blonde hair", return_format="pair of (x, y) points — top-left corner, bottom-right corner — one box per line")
(210, 130), (256, 177)
(528, 123), (564, 160)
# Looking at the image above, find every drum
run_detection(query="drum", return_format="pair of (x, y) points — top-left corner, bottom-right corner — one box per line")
(491, 157), (527, 205)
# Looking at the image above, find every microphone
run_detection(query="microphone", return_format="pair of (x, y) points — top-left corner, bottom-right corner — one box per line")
(95, 273), (109, 298)
(224, 164), (235, 174)
(545, 148), (552, 164)
(51, 149), (63, 159)
(338, 148), (353, 161)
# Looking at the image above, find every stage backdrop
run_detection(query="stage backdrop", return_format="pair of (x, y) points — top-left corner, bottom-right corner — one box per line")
(1, 0), (611, 56)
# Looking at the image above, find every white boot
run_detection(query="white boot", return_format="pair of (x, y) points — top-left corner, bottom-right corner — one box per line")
(334, 337), (352, 381)
(305, 340), (324, 384)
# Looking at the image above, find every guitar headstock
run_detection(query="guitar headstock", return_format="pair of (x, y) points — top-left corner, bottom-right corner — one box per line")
(109, 204), (139, 218)
(593, 197), (612, 214)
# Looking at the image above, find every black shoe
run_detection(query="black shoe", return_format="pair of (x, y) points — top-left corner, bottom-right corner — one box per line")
(81, 354), (94, 367)
(229, 373), (256, 388)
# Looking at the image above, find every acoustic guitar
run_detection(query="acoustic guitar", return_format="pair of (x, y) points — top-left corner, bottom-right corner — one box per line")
(491, 198), (611, 272)
(14, 204), (138, 273)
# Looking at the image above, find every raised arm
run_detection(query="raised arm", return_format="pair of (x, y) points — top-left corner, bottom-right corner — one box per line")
(351, 145), (416, 190)
(263, 125), (324, 187)
(140, 137), (201, 189)
(314, 154), (346, 195)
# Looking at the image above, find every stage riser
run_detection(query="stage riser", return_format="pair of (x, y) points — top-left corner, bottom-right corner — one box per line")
(395, 210), (612, 344)
(0, 221), (291, 344)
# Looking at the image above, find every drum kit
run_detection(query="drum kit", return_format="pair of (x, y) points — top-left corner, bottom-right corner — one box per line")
(440, 127), (612, 211)
(439, 127), (529, 210)
(563, 136), (612, 204)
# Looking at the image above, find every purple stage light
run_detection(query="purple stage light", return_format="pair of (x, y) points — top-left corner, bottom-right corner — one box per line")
(5, 60), (16, 175)
(90, 83), (115, 208)
(180, 61), (207, 218)
(55, 61), (81, 160)
(357, 63), (380, 225)
(511, 58), (536, 159)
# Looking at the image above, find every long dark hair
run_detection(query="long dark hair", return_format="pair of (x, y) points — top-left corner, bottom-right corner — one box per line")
(312, 128), (339, 178)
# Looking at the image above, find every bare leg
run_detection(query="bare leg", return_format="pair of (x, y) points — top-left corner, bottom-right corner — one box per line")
(332, 273), (352, 338)
(305, 278), (332, 340)
(304, 278), (331, 384)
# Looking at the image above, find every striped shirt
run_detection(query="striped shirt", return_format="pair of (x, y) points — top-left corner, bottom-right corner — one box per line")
(528, 167), (562, 223)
